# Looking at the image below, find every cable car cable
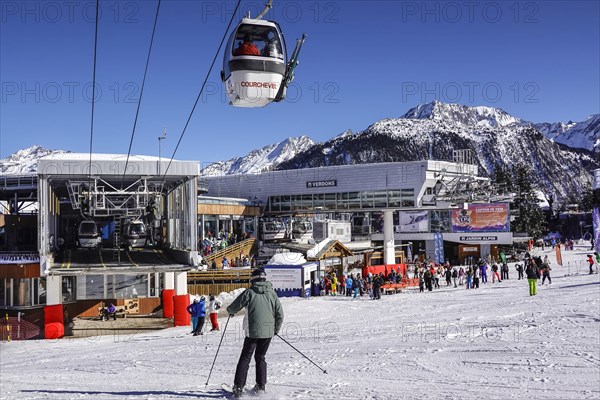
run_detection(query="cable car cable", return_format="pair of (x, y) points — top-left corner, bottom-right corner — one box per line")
(122, 0), (162, 187)
(160, 0), (242, 182)
(86, 0), (100, 210)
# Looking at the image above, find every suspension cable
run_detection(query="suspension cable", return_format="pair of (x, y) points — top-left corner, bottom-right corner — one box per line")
(160, 0), (242, 182)
(86, 0), (100, 210)
(122, 0), (162, 186)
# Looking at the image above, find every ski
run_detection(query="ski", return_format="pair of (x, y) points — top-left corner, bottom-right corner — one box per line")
(221, 384), (233, 393)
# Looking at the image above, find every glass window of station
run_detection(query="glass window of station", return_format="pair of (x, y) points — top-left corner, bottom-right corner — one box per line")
(266, 189), (415, 213)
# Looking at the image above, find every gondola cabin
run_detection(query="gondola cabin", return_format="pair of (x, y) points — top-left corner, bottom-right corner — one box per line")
(260, 220), (288, 242)
(77, 220), (101, 249)
(122, 220), (147, 249)
(291, 220), (313, 242)
(222, 18), (287, 107)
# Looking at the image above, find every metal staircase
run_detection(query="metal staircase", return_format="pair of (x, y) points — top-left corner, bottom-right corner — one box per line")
(113, 218), (121, 264)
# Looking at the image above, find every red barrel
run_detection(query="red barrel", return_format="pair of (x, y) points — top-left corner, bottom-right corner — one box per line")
(162, 289), (175, 318)
(44, 304), (64, 339)
(44, 322), (64, 340)
(173, 294), (191, 327)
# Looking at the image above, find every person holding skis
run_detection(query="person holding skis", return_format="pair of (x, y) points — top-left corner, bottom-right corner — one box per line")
(208, 294), (222, 332)
(227, 268), (284, 397)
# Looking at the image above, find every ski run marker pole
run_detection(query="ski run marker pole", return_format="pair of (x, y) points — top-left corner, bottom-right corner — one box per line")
(276, 333), (327, 374)
(205, 315), (231, 387)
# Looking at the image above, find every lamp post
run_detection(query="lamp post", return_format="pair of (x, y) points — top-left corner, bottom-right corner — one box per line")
(158, 128), (166, 175)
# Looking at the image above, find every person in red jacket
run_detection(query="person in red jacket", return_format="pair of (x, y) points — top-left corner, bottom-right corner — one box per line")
(588, 254), (595, 274)
(233, 36), (260, 56)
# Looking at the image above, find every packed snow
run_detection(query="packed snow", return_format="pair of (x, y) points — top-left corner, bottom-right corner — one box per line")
(1, 244), (599, 400)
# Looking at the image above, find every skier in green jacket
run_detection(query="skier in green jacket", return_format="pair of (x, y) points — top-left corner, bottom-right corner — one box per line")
(227, 268), (284, 397)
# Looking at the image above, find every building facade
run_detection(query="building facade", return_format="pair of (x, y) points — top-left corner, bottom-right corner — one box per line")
(204, 160), (513, 264)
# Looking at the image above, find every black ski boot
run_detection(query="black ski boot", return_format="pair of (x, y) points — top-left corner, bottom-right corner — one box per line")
(232, 386), (244, 398)
(252, 384), (265, 394)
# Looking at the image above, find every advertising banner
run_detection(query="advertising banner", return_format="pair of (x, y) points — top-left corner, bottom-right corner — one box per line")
(451, 204), (509, 232)
(397, 211), (429, 232)
(555, 245), (563, 266)
(434, 232), (445, 264)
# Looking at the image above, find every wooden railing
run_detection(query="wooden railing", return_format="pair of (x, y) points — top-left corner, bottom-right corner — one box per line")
(187, 269), (252, 295)
(201, 238), (256, 267)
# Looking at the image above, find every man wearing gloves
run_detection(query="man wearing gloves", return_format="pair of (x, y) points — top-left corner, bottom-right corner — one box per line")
(227, 267), (284, 397)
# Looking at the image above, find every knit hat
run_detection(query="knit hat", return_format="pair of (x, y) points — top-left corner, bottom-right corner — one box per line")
(250, 267), (267, 282)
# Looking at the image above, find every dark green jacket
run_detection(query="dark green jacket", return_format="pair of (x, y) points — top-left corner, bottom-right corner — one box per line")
(227, 281), (284, 339)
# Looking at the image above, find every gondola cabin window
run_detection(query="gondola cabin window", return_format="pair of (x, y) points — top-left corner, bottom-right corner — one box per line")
(232, 24), (283, 60)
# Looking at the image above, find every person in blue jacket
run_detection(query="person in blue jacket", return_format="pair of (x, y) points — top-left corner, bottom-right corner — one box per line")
(345, 275), (354, 297)
(187, 297), (207, 336)
(195, 296), (206, 335)
(187, 298), (199, 334)
(103, 303), (117, 321)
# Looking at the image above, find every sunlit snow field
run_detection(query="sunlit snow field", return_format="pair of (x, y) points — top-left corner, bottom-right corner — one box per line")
(1, 244), (599, 400)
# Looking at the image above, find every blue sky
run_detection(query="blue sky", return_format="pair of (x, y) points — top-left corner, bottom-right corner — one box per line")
(1, 0), (599, 166)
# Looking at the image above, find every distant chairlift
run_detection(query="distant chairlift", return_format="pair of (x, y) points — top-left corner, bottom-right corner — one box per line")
(221, 0), (306, 107)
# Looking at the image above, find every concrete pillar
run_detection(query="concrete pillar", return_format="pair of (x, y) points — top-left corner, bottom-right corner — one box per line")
(200, 214), (205, 241)
(46, 275), (62, 306)
(174, 271), (188, 295)
(383, 210), (395, 265)
(425, 240), (436, 262)
(164, 272), (175, 290)
(480, 244), (491, 261)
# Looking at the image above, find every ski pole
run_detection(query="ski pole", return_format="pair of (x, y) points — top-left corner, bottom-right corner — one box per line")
(205, 314), (231, 387)
(276, 333), (327, 374)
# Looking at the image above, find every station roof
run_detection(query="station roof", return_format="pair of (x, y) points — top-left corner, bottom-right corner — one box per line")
(39, 153), (198, 176)
(37, 152), (199, 196)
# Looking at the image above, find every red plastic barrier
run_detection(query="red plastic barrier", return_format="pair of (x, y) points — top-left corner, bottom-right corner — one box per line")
(162, 289), (175, 318)
(44, 322), (64, 339)
(363, 264), (407, 278)
(44, 304), (64, 339)
(173, 294), (191, 327)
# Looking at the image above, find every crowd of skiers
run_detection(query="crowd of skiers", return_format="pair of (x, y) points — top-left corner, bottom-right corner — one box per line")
(414, 259), (509, 292)
(317, 249), (583, 299)
(320, 269), (401, 300)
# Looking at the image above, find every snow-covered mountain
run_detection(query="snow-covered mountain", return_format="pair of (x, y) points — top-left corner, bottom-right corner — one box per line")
(402, 100), (523, 128)
(536, 114), (600, 151)
(0, 145), (68, 175)
(200, 136), (314, 176)
(277, 102), (598, 200)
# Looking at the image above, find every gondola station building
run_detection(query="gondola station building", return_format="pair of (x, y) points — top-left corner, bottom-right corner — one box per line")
(1, 153), (199, 339)
(203, 159), (513, 266)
